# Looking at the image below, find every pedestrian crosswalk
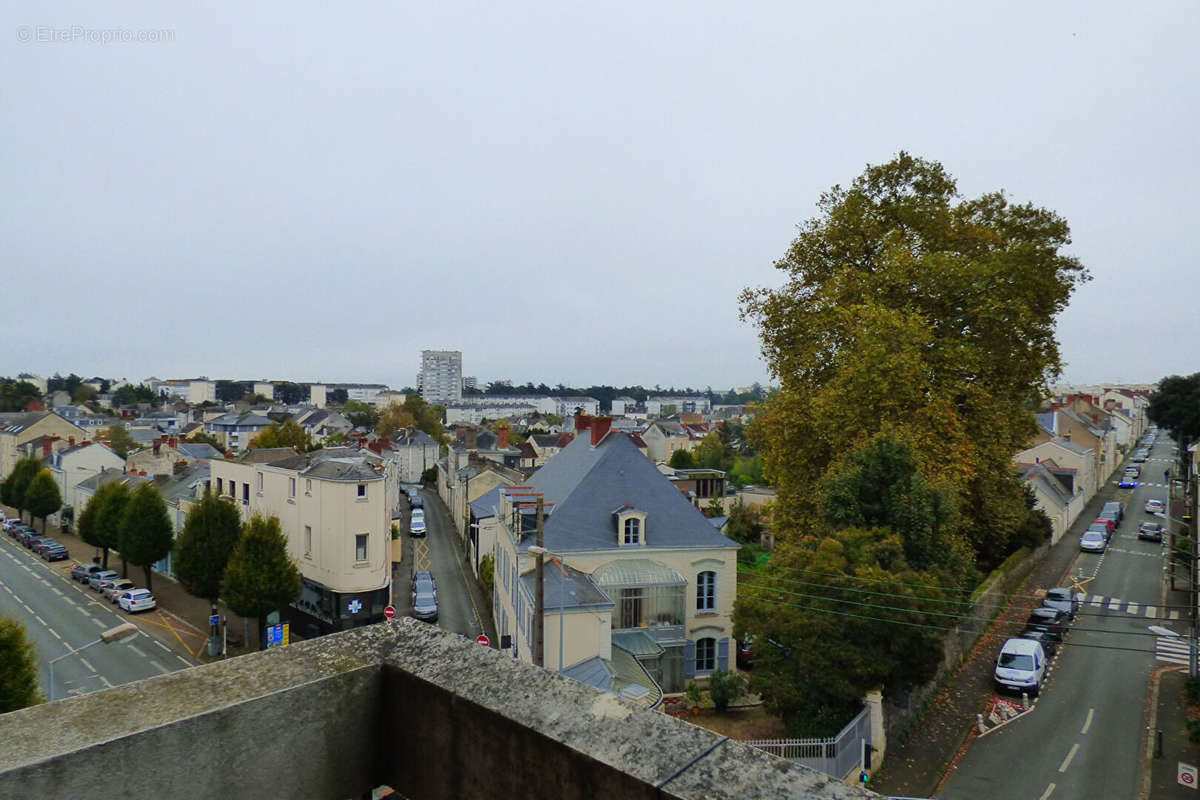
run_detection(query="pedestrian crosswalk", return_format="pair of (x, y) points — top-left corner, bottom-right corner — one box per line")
(1156, 636), (1191, 666)
(1075, 592), (1180, 620)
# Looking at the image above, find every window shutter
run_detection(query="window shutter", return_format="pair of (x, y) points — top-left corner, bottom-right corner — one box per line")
(684, 640), (696, 678)
(718, 637), (729, 671)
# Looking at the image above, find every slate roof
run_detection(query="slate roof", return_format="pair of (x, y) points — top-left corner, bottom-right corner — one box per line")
(516, 432), (737, 554)
(156, 462), (211, 505)
(177, 443), (221, 460)
(0, 411), (51, 434)
(518, 564), (612, 612)
(1035, 411), (1056, 436)
(1019, 463), (1071, 506)
(1051, 438), (1092, 455)
(76, 468), (149, 494)
(470, 486), (502, 519)
(301, 459), (381, 482)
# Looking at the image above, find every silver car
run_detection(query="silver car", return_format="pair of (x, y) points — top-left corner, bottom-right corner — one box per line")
(1080, 530), (1106, 553)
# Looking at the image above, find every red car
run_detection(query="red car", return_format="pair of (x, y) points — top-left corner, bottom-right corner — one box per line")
(1092, 518), (1115, 534)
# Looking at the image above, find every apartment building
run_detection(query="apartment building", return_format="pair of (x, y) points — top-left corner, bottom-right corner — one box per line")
(210, 448), (391, 635)
(418, 349), (463, 407)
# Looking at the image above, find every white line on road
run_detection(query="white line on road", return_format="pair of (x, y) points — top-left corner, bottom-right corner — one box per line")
(21, 603), (34, 615)
(1039, 783), (1056, 800)
(1081, 708), (1094, 735)
(1171, 611), (1181, 620)
(176, 655), (191, 667)
(148, 659), (167, 674)
(99, 676), (112, 688)
(1108, 598), (1121, 610)
(48, 628), (61, 640)
(1128, 603), (1140, 615)
(153, 640), (171, 653)
(51, 587), (62, 595)
(90, 618), (105, 628)
(79, 657), (94, 672)
(1090, 595), (1103, 607)
(1058, 743), (1080, 773)
(128, 644), (145, 657)
(1146, 606), (1157, 617)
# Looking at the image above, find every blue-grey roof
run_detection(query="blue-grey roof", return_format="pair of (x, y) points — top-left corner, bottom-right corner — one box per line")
(1052, 438), (1091, 455)
(519, 564), (612, 611)
(520, 432), (738, 554)
(178, 443), (221, 460)
(562, 657), (612, 690)
(1034, 411), (1056, 436)
(470, 486), (501, 519)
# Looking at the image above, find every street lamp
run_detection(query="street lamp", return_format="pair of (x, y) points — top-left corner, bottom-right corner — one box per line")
(47, 622), (139, 701)
(528, 544), (574, 673)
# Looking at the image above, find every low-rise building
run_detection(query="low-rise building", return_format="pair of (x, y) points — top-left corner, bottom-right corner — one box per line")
(44, 441), (125, 525)
(0, 411), (86, 479)
(210, 448), (391, 635)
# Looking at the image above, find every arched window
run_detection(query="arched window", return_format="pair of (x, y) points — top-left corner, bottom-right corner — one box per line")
(623, 517), (641, 545)
(696, 571), (716, 612)
(695, 637), (716, 673)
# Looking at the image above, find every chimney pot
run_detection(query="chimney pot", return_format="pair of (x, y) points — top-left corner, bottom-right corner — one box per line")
(69, 436), (75, 447)
(43, 438), (52, 458)
(498, 427), (510, 450)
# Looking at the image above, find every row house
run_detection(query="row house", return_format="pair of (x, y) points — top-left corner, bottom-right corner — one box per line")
(641, 420), (709, 463)
(491, 417), (740, 701)
(44, 441), (125, 525)
(0, 411), (86, 478)
(203, 411), (273, 453)
(1013, 436), (1097, 534)
(211, 448), (392, 636)
(126, 436), (222, 477)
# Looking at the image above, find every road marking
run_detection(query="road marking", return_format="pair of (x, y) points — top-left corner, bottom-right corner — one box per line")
(1090, 595), (1103, 607)
(1128, 603), (1140, 615)
(48, 628), (61, 640)
(128, 644), (145, 658)
(1108, 598), (1121, 610)
(99, 676), (113, 688)
(153, 639), (172, 653)
(51, 587), (62, 596)
(90, 618), (106, 628)
(79, 657), (94, 672)
(34, 614), (48, 626)
(1039, 784), (1056, 800)
(148, 659), (167, 674)
(1058, 743), (1079, 773)
(1081, 708), (1094, 735)
(21, 603), (34, 615)
(1146, 606), (1157, 617)
(1157, 638), (1190, 665)
(176, 655), (192, 667)
(1171, 611), (1181, 620)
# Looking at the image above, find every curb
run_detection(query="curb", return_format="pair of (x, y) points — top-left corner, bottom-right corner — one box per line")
(1139, 664), (1185, 800)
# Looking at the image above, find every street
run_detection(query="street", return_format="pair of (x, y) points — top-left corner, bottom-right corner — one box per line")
(941, 434), (1177, 800)
(0, 530), (193, 701)
(393, 486), (493, 643)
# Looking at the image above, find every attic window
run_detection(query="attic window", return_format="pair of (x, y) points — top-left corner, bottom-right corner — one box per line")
(623, 518), (641, 545)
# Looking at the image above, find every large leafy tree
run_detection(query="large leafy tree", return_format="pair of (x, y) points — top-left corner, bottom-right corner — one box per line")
(376, 403), (416, 438)
(249, 420), (312, 452)
(118, 484), (174, 592)
(403, 394), (448, 444)
(221, 515), (301, 650)
(24, 469), (62, 533)
(77, 490), (105, 556)
(91, 481), (133, 571)
(103, 424), (137, 459)
(3, 457), (43, 522)
(0, 617), (41, 712)
(1148, 373), (1200, 483)
(174, 491), (243, 614)
(740, 153), (1088, 564)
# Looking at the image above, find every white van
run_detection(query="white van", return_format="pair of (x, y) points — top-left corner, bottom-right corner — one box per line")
(994, 638), (1046, 696)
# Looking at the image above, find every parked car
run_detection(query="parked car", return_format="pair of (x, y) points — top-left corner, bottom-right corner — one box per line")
(1042, 588), (1079, 619)
(1102, 501), (1125, 524)
(1138, 521), (1164, 542)
(1146, 499), (1166, 514)
(1080, 530), (1107, 552)
(1092, 517), (1116, 535)
(1018, 628), (1059, 659)
(1118, 475), (1138, 489)
(1025, 608), (1070, 641)
(71, 562), (104, 583)
(104, 578), (136, 601)
(413, 570), (437, 597)
(89, 570), (120, 591)
(410, 495), (423, 510)
(96, 576), (126, 595)
(118, 588), (156, 613)
(994, 638), (1047, 696)
(41, 544), (69, 562)
(2, 518), (19, 533)
(1133, 451), (1149, 463)
(1125, 465), (1141, 478)
(410, 510), (427, 537)
(25, 535), (52, 552)
(411, 587), (438, 623)
(16, 529), (40, 546)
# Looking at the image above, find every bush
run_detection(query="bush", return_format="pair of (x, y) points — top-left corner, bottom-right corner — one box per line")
(391, 523), (400, 540)
(1187, 676), (1200, 706)
(708, 669), (746, 712)
(480, 554), (495, 595)
(686, 682), (702, 706)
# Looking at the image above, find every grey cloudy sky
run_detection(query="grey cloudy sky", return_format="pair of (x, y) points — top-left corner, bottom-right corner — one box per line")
(3, 2), (1196, 392)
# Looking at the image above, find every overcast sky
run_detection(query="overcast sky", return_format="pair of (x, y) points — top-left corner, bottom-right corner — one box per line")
(2, 2), (1196, 392)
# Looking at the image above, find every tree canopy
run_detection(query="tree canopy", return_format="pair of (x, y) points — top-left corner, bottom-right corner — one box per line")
(118, 484), (174, 591)
(221, 515), (301, 650)
(0, 617), (40, 712)
(1148, 373), (1200, 482)
(249, 420), (312, 452)
(24, 469), (62, 533)
(91, 481), (133, 570)
(174, 491), (244, 606)
(735, 154), (1087, 733)
(2, 457), (42, 519)
(103, 424), (138, 459)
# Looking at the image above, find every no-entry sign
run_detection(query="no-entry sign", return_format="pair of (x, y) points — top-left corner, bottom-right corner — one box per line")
(383, 605), (396, 619)
(1179, 762), (1197, 789)
(476, 634), (490, 648)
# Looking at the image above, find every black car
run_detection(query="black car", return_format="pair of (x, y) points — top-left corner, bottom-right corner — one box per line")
(1025, 608), (1070, 641)
(1041, 588), (1079, 619)
(1019, 628), (1059, 659)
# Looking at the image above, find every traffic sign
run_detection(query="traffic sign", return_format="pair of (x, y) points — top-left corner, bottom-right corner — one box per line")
(384, 605), (396, 619)
(476, 634), (490, 648)
(1180, 762), (1197, 789)
(209, 614), (220, 627)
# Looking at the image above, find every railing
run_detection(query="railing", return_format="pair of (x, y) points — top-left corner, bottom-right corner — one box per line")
(744, 705), (869, 780)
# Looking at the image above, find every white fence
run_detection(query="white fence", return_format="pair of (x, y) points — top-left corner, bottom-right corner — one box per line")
(744, 705), (870, 780)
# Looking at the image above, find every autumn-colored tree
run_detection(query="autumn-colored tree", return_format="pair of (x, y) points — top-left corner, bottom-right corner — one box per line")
(375, 402), (415, 438)
(103, 424), (138, 458)
(250, 420), (312, 452)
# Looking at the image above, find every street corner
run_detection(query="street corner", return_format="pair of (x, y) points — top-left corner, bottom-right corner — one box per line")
(126, 607), (206, 664)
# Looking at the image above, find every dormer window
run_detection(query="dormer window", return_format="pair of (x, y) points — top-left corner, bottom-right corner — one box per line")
(614, 506), (647, 547)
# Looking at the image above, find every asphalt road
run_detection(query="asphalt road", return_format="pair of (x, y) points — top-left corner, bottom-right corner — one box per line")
(394, 486), (491, 642)
(941, 434), (1176, 800)
(0, 529), (192, 701)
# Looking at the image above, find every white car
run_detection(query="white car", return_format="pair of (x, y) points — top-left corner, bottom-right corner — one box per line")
(1146, 499), (1166, 514)
(994, 638), (1046, 696)
(118, 588), (156, 613)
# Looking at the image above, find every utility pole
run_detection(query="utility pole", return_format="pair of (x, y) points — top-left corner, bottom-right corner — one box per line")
(533, 497), (545, 668)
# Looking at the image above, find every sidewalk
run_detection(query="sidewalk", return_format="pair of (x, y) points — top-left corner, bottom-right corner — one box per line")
(1147, 577), (1199, 799)
(872, 488), (1120, 798)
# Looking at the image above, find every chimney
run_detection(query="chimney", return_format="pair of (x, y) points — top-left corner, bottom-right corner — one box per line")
(498, 427), (509, 450)
(575, 415), (592, 435)
(169, 437), (178, 449)
(153, 438), (161, 456)
(42, 438), (52, 458)
(68, 436), (75, 447)
(591, 417), (612, 446)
